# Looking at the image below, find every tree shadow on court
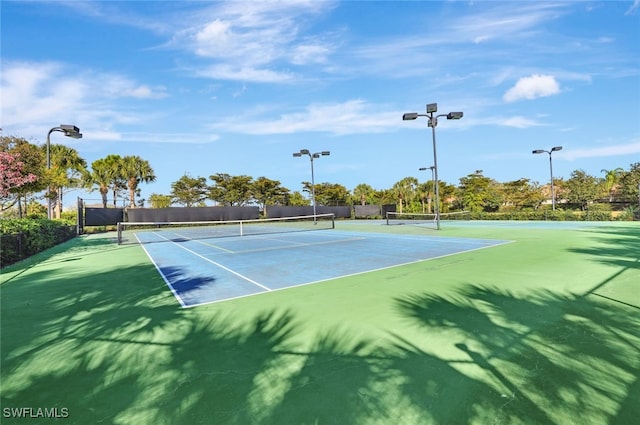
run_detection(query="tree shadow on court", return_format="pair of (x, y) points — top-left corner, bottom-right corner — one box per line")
(256, 328), (383, 425)
(159, 265), (218, 305)
(3, 230), (640, 425)
(570, 225), (640, 270)
(1, 255), (187, 424)
(128, 312), (386, 425)
(568, 225), (639, 311)
(4, 249), (379, 425)
(112, 309), (303, 425)
(0, 234), (119, 284)
(393, 284), (640, 424)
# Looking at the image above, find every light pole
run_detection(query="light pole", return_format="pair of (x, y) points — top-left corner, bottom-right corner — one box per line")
(532, 146), (562, 211)
(293, 149), (330, 221)
(46, 124), (82, 219)
(403, 103), (463, 230)
(419, 166), (435, 213)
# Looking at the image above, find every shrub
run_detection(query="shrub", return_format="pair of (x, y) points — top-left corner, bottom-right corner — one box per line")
(0, 219), (76, 267)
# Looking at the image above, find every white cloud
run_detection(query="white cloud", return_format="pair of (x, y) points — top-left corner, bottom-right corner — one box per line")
(194, 64), (296, 83)
(170, 1), (337, 82)
(98, 75), (168, 99)
(1, 62), (88, 128)
(452, 3), (570, 44)
(473, 35), (491, 44)
(290, 42), (332, 65)
(211, 100), (399, 135)
(0, 61), (169, 140)
(116, 132), (220, 144)
(503, 74), (561, 102)
(561, 141), (640, 160)
(124, 85), (167, 99)
(500, 116), (545, 128)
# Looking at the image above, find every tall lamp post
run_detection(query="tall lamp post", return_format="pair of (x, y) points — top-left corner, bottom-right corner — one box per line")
(403, 103), (463, 230)
(532, 146), (562, 211)
(419, 166), (435, 213)
(46, 124), (82, 219)
(292, 149), (330, 221)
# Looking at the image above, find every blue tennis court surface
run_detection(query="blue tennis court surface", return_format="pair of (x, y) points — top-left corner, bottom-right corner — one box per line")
(137, 229), (510, 307)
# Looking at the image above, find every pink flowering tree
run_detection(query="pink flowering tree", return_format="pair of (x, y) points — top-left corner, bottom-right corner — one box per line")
(0, 151), (38, 198)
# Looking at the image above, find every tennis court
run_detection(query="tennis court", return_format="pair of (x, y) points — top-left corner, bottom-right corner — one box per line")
(128, 218), (510, 307)
(2, 220), (638, 425)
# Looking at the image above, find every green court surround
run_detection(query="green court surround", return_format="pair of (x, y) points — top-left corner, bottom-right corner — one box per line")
(1, 221), (639, 425)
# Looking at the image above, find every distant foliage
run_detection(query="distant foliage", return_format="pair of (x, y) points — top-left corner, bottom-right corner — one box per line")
(465, 210), (621, 221)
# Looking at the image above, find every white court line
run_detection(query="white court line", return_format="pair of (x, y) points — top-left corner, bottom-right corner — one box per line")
(168, 227), (342, 252)
(207, 235), (368, 255)
(182, 239), (515, 308)
(135, 233), (188, 308)
(154, 232), (271, 292)
(161, 230), (236, 253)
(186, 238), (236, 253)
(293, 239), (515, 287)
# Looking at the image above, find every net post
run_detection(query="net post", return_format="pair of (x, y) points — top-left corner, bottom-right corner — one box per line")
(385, 211), (391, 225)
(117, 222), (122, 245)
(240, 220), (244, 237)
(331, 213), (335, 229)
(76, 196), (84, 235)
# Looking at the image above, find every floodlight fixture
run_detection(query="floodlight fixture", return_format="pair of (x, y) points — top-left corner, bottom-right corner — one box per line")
(59, 124), (83, 138)
(401, 101), (464, 229)
(292, 148), (331, 222)
(46, 124), (82, 219)
(532, 146), (564, 210)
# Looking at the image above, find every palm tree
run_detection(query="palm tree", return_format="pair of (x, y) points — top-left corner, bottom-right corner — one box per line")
(353, 183), (375, 205)
(391, 177), (418, 213)
(47, 144), (87, 218)
(88, 158), (117, 208)
(121, 155), (156, 208)
(417, 181), (434, 213)
(601, 168), (624, 202)
(101, 154), (126, 207)
(148, 193), (173, 208)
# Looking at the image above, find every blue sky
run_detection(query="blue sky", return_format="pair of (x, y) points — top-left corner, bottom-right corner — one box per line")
(2, 1), (639, 206)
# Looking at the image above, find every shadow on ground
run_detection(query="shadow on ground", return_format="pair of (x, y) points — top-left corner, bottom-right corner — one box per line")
(2, 228), (639, 424)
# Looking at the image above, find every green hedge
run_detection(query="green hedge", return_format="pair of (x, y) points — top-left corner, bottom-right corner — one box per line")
(0, 219), (76, 267)
(465, 210), (627, 221)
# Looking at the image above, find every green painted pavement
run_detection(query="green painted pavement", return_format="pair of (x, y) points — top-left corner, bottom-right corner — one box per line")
(1, 221), (639, 425)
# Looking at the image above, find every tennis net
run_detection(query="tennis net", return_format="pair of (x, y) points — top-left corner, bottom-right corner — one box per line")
(117, 213), (335, 245)
(386, 211), (470, 227)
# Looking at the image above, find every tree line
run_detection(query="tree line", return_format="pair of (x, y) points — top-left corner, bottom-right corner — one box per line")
(1, 136), (154, 217)
(1, 135), (639, 218)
